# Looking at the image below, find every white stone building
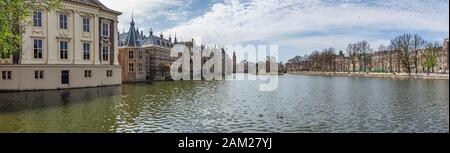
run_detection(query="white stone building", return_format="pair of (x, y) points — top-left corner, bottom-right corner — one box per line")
(0, 0), (122, 91)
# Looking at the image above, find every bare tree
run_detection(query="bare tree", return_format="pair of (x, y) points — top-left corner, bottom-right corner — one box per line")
(359, 41), (371, 73)
(387, 45), (395, 73)
(346, 43), (357, 73)
(391, 33), (413, 75)
(411, 34), (426, 73)
(377, 45), (387, 72)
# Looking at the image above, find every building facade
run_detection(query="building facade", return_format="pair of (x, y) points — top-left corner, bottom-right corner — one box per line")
(0, 0), (122, 91)
(118, 17), (177, 82)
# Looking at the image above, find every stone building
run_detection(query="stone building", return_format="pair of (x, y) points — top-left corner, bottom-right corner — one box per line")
(0, 0), (121, 91)
(118, 17), (177, 82)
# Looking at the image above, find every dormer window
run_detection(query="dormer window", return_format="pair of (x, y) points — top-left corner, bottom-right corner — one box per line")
(102, 23), (109, 37)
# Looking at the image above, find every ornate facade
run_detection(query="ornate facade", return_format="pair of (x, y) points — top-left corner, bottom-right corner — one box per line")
(0, 0), (122, 91)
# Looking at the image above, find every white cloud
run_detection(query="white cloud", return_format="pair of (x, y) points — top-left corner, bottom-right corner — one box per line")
(100, 0), (449, 60)
(100, 0), (189, 32)
(165, 0), (449, 52)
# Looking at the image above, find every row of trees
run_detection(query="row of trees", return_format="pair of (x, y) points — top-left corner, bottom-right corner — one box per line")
(390, 33), (443, 75)
(290, 33), (444, 75)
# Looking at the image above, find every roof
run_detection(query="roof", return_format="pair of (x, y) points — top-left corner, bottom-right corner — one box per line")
(119, 16), (175, 49)
(65, 0), (122, 15)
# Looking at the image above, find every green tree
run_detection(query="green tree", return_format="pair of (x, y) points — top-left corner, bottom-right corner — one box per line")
(0, 0), (61, 58)
(422, 41), (441, 75)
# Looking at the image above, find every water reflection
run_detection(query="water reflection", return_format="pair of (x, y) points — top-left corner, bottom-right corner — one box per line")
(0, 74), (448, 133)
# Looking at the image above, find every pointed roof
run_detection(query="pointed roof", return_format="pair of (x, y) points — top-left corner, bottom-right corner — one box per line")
(174, 34), (178, 44)
(125, 14), (140, 47)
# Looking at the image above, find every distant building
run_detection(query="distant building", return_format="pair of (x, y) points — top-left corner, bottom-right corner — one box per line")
(0, 0), (122, 91)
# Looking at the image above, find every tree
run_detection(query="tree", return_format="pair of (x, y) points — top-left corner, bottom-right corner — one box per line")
(357, 41), (370, 73)
(422, 41), (441, 75)
(378, 45), (387, 73)
(346, 43), (357, 73)
(387, 45), (395, 73)
(411, 34), (426, 74)
(0, 0), (61, 58)
(391, 33), (413, 75)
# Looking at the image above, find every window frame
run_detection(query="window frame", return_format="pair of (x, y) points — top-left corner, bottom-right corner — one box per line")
(128, 62), (135, 72)
(33, 11), (42, 27)
(102, 22), (110, 37)
(33, 39), (43, 59)
(82, 17), (90, 32)
(128, 50), (134, 59)
(102, 45), (109, 62)
(59, 40), (69, 60)
(83, 43), (90, 60)
(59, 14), (68, 30)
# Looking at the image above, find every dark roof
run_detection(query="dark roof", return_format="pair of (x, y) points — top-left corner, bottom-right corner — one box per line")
(125, 18), (140, 47)
(120, 17), (175, 48)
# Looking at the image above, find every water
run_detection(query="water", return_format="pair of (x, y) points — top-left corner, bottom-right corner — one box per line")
(0, 74), (448, 133)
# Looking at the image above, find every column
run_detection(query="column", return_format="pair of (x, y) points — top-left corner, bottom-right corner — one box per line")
(93, 15), (100, 65)
(114, 20), (119, 65)
(73, 11), (81, 64)
(47, 11), (57, 64)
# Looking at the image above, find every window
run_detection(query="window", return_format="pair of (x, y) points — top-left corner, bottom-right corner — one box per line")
(84, 70), (92, 78)
(59, 14), (68, 29)
(138, 50), (143, 59)
(33, 39), (43, 59)
(83, 43), (90, 60)
(33, 11), (42, 27)
(2, 71), (12, 80)
(82, 17), (90, 32)
(128, 50), (134, 59)
(138, 63), (143, 72)
(102, 23), (109, 37)
(106, 70), (113, 77)
(102, 46), (109, 61)
(61, 70), (69, 84)
(60, 41), (68, 59)
(34, 70), (44, 79)
(128, 62), (134, 72)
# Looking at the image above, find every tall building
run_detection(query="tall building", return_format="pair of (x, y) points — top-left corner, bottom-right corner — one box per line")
(118, 17), (177, 82)
(0, 0), (122, 91)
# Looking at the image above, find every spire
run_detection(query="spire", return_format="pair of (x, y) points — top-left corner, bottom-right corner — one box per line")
(131, 11), (135, 25)
(125, 14), (140, 47)
(149, 28), (153, 36)
(174, 33), (178, 44)
(160, 32), (163, 39)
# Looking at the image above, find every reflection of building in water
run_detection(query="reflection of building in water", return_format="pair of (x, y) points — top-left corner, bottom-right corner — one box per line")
(0, 86), (121, 114)
(0, 0), (122, 91)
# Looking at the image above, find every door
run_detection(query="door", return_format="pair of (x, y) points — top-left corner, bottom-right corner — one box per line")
(61, 70), (69, 85)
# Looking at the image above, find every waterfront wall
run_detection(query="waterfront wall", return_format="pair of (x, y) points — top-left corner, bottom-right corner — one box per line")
(0, 65), (121, 91)
(288, 71), (449, 80)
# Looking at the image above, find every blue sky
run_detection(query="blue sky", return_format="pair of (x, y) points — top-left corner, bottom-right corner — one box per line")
(101, 0), (449, 62)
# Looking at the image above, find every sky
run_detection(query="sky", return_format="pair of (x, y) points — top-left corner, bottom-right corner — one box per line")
(100, 0), (449, 62)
